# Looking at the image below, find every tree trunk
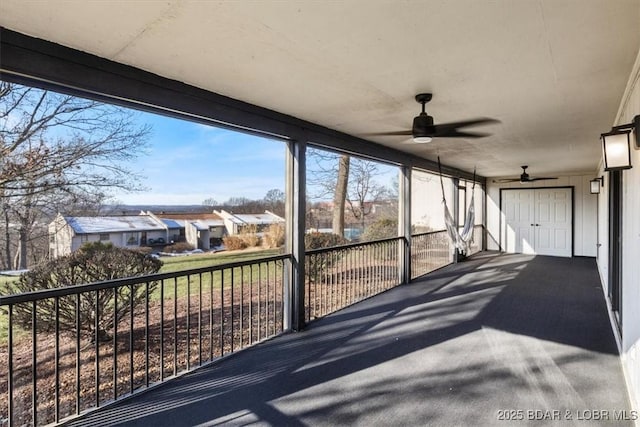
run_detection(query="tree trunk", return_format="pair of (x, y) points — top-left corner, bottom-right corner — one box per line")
(3, 204), (11, 270)
(17, 228), (28, 269)
(332, 154), (350, 237)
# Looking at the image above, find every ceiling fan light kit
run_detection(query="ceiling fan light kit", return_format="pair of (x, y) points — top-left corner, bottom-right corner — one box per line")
(413, 136), (433, 143)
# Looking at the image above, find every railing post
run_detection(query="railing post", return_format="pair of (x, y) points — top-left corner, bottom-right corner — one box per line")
(285, 138), (306, 331)
(453, 177), (460, 263)
(399, 166), (412, 283)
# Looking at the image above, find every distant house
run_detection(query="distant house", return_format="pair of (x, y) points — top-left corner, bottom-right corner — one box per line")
(49, 213), (168, 258)
(153, 212), (226, 251)
(214, 210), (285, 235)
(49, 209), (287, 257)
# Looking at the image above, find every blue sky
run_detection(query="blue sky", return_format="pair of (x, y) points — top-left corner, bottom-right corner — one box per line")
(114, 112), (286, 205)
(113, 110), (399, 206)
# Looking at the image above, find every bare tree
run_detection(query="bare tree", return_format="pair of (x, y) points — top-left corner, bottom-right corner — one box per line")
(0, 82), (150, 268)
(307, 149), (350, 236)
(345, 158), (389, 232)
(307, 148), (393, 239)
(263, 188), (285, 217)
(202, 197), (220, 208)
(332, 155), (350, 236)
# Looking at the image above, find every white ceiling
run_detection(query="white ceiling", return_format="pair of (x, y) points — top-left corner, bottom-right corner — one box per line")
(1, 0), (639, 178)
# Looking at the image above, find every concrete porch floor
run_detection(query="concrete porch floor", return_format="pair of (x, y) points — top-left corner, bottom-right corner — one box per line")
(68, 252), (632, 426)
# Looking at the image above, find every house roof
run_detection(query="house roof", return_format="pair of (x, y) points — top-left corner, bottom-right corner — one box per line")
(191, 219), (225, 231)
(160, 218), (183, 229)
(232, 213), (284, 225)
(155, 212), (223, 220)
(65, 215), (166, 234)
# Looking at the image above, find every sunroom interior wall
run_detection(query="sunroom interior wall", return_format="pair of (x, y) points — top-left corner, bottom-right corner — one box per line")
(486, 175), (597, 257)
(611, 45), (640, 411)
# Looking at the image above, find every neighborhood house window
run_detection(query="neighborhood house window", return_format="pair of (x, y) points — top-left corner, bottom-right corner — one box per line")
(99, 234), (110, 241)
(125, 233), (138, 245)
(80, 235), (88, 243)
(49, 234), (55, 243)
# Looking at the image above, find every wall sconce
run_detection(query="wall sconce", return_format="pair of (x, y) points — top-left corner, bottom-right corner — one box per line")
(601, 115), (639, 171)
(590, 177), (604, 194)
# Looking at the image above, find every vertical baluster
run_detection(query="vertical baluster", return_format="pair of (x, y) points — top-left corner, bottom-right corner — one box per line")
(230, 268), (234, 353)
(220, 270), (225, 357)
(129, 285), (134, 395)
(173, 277), (178, 376)
(113, 290), (117, 401)
(8, 305), (13, 426)
(95, 291), (100, 407)
(265, 263), (270, 338)
(209, 271), (214, 360)
(272, 261), (276, 335)
(31, 301), (37, 427)
(257, 263), (262, 341)
(240, 266), (244, 348)
(145, 281), (150, 388)
(249, 264), (254, 345)
(198, 273), (202, 366)
(273, 260), (278, 330)
(54, 296), (60, 423)
(159, 280), (164, 381)
(186, 274), (191, 370)
(75, 294), (80, 415)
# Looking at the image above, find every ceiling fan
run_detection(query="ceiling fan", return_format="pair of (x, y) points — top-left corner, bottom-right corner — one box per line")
(493, 166), (558, 183)
(367, 93), (499, 142)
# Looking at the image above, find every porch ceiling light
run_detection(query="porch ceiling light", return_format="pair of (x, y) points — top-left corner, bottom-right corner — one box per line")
(601, 115), (639, 171)
(413, 135), (433, 143)
(590, 177), (604, 194)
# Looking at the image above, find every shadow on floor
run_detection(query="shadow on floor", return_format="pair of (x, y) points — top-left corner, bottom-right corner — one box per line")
(68, 252), (631, 426)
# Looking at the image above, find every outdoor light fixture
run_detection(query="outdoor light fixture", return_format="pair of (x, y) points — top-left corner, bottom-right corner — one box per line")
(601, 115), (640, 171)
(590, 177), (604, 194)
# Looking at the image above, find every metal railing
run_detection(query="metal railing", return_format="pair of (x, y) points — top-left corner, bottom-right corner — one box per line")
(410, 230), (453, 279)
(0, 227), (486, 426)
(304, 237), (402, 322)
(468, 225), (484, 256)
(0, 254), (288, 426)
(410, 225), (484, 279)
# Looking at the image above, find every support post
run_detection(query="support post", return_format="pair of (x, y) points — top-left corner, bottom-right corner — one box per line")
(284, 139), (306, 331)
(453, 177), (460, 263)
(399, 166), (412, 284)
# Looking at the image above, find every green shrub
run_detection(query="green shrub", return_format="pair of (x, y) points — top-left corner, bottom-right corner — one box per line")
(5, 242), (162, 340)
(304, 233), (348, 282)
(363, 217), (398, 241)
(304, 232), (348, 250)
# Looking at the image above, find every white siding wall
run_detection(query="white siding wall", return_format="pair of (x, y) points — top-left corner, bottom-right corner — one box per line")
(487, 174), (597, 257)
(608, 47), (640, 411)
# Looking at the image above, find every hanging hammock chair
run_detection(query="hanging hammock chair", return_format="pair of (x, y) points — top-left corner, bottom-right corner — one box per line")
(438, 157), (475, 256)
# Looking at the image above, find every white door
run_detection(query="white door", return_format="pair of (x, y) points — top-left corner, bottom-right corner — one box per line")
(503, 188), (572, 257)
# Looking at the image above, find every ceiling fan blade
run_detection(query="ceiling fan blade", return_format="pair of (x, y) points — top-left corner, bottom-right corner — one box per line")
(493, 178), (521, 183)
(361, 130), (413, 136)
(433, 129), (490, 138)
(528, 177), (559, 181)
(433, 117), (500, 132)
